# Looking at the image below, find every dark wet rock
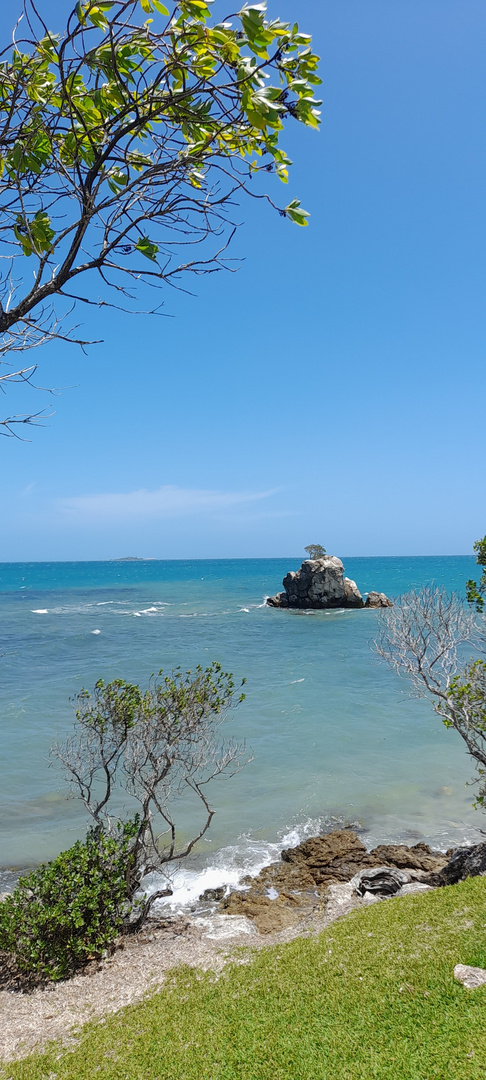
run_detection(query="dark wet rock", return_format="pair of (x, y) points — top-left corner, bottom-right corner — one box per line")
(199, 886), (226, 902)
(432, 842), (486, 886)
(365, 591), (393, 608)
(267, 591), (289, 608)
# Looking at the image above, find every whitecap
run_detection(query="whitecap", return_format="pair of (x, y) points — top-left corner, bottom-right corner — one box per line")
(91, 629), (101, 635)
(144, 818), (327, 915)
(290, 678), (305, 684)
(31, 609), (48, 614)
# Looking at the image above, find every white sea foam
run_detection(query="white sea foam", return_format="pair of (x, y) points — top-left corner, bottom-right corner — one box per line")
(290, 678), (305, 684)
(145, 819), (324, 914)
(31, 609), (48, 614)
(91, 629), (101, 635)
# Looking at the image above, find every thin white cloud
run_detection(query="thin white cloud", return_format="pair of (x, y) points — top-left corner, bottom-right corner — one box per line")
(57, 485), (279, 523)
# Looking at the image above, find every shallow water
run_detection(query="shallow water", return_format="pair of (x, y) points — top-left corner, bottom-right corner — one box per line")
(0, 556), (482, 899)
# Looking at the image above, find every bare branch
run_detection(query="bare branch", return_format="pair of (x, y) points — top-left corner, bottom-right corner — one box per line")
(51, 664), (250, 930)
(0, 0), (320, 430)
(375, 585), (486, 809)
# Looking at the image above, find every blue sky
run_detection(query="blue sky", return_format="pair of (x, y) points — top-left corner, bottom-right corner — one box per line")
(1, 0), (485, 560)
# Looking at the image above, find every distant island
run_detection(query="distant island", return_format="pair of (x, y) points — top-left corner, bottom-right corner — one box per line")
(109, 557), (153, 562)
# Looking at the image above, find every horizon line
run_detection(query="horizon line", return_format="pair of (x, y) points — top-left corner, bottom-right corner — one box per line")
(0, 553), (475, 565)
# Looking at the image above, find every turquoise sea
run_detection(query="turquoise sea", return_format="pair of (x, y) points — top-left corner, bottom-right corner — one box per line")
(0, 556), (482, 904)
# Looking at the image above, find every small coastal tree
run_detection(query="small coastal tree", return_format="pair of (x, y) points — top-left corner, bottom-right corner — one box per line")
(51, 662), (249, 922)
(375, 586), (486, 810)
(0, 0), (321, 434)
(466, 535), (486, 612)
(0, 662), (249, 980)
(304, 544), (326, 560)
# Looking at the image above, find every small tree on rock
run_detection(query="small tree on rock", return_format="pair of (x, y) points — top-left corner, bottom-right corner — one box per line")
(304, 544), (326, 560)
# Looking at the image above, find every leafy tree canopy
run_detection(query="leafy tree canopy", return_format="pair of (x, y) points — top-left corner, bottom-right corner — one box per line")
(0, 0), (320, 433)
(304, 543), (326, 560)
(466, 536), (486, 612)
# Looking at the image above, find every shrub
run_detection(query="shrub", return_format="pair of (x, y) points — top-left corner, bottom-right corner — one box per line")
(0, 820), (138, 981)
(52, 664), (248, 920)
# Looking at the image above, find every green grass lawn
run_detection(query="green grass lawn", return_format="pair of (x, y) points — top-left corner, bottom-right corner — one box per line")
(2, 877), (486, 1080)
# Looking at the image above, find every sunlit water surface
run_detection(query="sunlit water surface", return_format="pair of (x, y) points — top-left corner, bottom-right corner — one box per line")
(0, 556), (482, 903)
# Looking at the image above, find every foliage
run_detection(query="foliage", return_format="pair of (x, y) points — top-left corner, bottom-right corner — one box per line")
(0, 662), (246, 980)
(0, 0), (321, 433)
(0, 820), (139, 980)
(52, 662), (248, 921)
(446, 659), (486, 808)
(375, 585), (486, 808)
(466, 535), (486, 612)
(4, 877), (486, 1078)
(304, 543), (326, 559)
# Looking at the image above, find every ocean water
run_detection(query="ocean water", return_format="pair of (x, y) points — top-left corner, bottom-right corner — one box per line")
(0, 556), (483, 904)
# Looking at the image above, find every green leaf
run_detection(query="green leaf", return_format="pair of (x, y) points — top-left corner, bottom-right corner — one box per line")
(284, 199), (310, 226)
(140, 0), (153, 12)
(180, 0), (212, 18)
(239, 3), (268, 14)
(87, 7), (109, 29)
(135, 235), (159, 261)
(152, 0), (169, 12)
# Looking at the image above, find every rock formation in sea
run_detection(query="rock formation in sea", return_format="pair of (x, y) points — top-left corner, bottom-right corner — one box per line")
(266, 556), (392, 610)
(364, 591), (393, 608)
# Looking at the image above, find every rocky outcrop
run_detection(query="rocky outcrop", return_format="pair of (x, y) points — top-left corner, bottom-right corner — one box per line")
(266, 557), (364, 610)
(430, 841), (486, 886)
(220, 830), (450, 933)
(266, 557), (392, 610)
(365, 591), (393, 608)
(281, 831), (448, 884)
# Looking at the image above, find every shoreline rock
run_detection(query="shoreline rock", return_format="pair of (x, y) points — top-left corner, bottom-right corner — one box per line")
(266, 557), (391, 610)
(219, 830), (451, 934)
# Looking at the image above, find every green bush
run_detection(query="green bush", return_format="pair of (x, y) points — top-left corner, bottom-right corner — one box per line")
(0, 820), (139, 981)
